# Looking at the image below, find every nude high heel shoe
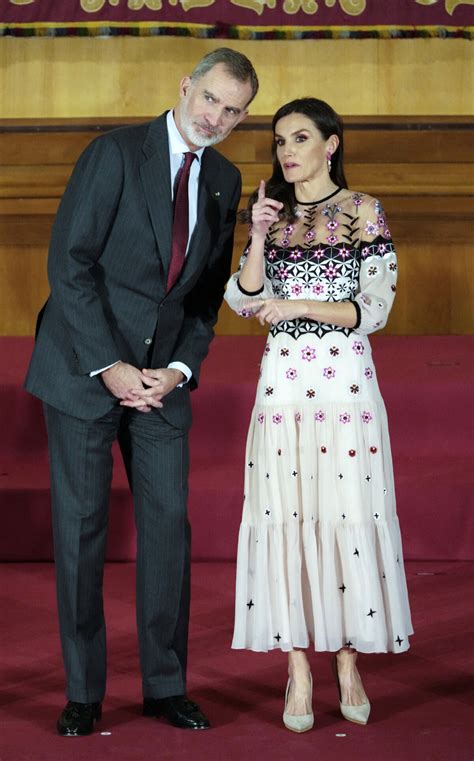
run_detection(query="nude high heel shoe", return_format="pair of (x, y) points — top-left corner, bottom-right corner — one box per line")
(282, 674), (314, 733)
(333, 656), (371, 725)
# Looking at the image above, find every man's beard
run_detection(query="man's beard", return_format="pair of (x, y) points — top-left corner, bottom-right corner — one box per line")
(179, 101), (226, 148)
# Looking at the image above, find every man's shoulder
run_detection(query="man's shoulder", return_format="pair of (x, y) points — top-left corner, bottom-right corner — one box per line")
(80, 116), (165, 159)
(204, 146), (240, 178)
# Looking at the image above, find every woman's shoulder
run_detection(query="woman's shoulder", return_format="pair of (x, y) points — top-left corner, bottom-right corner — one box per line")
(338, 190), (385, 217)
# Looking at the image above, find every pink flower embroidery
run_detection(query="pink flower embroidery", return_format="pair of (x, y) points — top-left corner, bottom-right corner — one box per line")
(361, 411), (373, 423)
(327, 220), (338, 231)
(304, 229), (316, 243)
(324, 263), (338, 280)
(365, 221), (378, 236)
(314, 410), (326, 422)
(257, 412), (265, 424)
(364, 368), (374, 379)
(286, 368), (297, 380)
(291, 284), (303, 296)
(267, 248), (277, 262)
(339, 412), (351, 424)
(327, 234), (339, 245)
(302, 346), (317, 362)
(272, 413), (283, 424)
(361, 247), (371, 259)
(312, 283), (325, 295)
(323, 367), (336, 379)
(264, 343), (270, 355)
(352, 341), (364, 355)
(339, 246), (350, 260)
(295, 412), (302, 423)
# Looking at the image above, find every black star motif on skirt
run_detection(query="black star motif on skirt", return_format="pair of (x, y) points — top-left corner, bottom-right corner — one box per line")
(247, 600), (254, 610)
(374, 512), (380, 520)
(338, 473), (344, 480)
(274, 633), (282, 642)
(345, 640), (353, 648)
(248, 461), (254, 468)
(342, 513), (346, 520)
(339, 583), (346, 593)
(292, 470), (298, 477)
(354, 548), (359, 557)
(293, 512), (298, 518)
(265, 473), (270, 479)
(265, 509), (271, 516)
(366, 475), (371, 482)
(395, 635), (404, 647)
(367, 608), (376, 617)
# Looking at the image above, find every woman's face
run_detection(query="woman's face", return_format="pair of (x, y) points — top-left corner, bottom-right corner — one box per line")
(274, 112), (337, 185)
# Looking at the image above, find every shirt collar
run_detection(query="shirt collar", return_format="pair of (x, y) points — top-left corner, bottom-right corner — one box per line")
(166, 110), (204, 163)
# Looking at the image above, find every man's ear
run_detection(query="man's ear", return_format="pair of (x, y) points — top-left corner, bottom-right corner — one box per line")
(179, 76), (192, 98)
(236, 109), (249, 126)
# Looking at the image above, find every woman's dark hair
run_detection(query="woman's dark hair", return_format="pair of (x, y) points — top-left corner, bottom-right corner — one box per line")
(240, 97), (348, 223)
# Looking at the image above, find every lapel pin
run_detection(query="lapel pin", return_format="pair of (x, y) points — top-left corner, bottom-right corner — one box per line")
(214, 191), (220, 197)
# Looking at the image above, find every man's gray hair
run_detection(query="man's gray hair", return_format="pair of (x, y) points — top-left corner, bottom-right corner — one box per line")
(190, 47), (259, 105)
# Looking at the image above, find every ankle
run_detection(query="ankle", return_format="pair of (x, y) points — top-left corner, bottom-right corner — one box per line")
(288, 651), (311, 678)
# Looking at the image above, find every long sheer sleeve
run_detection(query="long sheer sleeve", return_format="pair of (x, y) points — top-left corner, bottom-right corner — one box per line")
(224, 240), (274, 317)
(353, 198), (398, 335)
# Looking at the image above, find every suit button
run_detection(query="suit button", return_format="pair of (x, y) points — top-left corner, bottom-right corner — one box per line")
(144, 338), (152, 345)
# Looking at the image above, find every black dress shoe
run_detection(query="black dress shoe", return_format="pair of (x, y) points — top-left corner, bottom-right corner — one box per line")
(57, 701), (102, 736)
(143, 695), (210, 730)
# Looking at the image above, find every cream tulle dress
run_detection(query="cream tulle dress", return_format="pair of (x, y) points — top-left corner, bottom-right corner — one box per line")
(225, 189), (413, 654)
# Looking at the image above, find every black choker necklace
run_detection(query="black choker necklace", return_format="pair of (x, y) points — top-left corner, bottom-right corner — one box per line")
(295, 187), (341, 205)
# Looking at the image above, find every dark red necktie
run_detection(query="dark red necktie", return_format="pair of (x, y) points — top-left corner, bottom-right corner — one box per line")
(167, 151), (196, 292)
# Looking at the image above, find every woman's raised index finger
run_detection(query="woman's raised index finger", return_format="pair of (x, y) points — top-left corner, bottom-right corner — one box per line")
(258, 180), (266, 200)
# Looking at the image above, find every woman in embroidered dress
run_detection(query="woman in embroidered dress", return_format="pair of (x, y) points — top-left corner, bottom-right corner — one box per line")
(224, 98), (413, 733)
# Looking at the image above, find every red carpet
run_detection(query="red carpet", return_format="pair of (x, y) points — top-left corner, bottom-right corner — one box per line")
(1, 560), (473, 761)
(1, 335), (473, 561)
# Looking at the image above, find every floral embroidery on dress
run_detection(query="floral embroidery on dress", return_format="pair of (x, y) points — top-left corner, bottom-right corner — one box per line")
(323, 367), (336, 379)
(302, 346), (317, 361)
(286, 368), (297, 380)
(314, 410), (326, 422)
(272, 413), (283, 424)
(361, 411), (373, 423)
(257, 413), (265, 424)
(339, 412), (351, 424)
(352, 341), (364, 355)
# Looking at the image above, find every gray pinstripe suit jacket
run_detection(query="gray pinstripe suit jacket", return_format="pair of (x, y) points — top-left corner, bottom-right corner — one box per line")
(25, 113), (241, 429)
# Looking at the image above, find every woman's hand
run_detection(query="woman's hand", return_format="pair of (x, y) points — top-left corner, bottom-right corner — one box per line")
(254, 298), (308, 326)
(251, 180), (283, 239)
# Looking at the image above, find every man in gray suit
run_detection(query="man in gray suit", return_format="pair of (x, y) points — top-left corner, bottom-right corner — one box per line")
(25, 47), (258, 736)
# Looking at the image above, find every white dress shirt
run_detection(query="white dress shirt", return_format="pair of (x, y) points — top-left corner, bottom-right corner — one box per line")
(91, 111), (203, 383)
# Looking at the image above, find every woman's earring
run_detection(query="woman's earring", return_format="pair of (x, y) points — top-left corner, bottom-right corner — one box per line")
(326, 152), (332, 173)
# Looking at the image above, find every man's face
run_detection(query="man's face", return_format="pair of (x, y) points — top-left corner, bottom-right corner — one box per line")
(175, 63), (253, 150)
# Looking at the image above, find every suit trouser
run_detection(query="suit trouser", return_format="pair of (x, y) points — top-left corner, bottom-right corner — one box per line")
(43, 402), (190, 703)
